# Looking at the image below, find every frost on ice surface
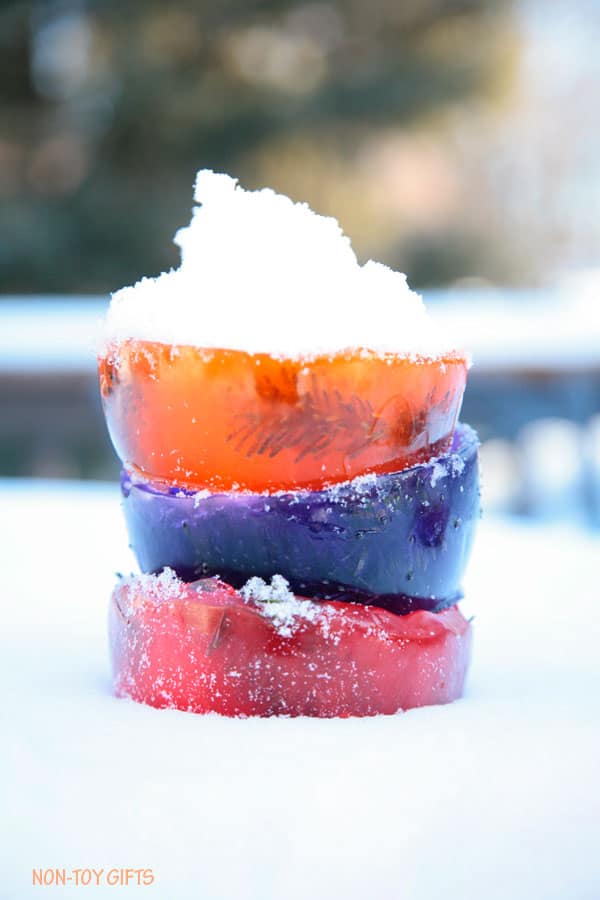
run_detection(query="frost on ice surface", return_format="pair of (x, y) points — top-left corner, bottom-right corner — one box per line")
(104, 170), (461, 359)
(240, 574), (324, 637)
(429, 446), (467, 487)
(240, 573), (295, 604)
(117, 566), (185, 614)
(450, 454), (465, 476)
(430, 461), (447, 488)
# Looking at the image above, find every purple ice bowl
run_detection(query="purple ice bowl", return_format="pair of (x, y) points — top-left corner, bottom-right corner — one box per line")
(121, 423), (480, 616)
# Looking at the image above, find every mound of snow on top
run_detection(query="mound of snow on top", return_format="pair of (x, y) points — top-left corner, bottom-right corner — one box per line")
(105, 171), (459, 358)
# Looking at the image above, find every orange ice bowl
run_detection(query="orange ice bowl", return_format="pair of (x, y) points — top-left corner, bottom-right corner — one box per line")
(99, 341), (467, 492)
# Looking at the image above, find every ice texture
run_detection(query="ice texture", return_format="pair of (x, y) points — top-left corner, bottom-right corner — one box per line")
(104, 171), (459, 358)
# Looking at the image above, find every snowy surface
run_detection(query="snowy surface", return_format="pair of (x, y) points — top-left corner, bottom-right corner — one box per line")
(2, 479), (599, 899)
(105, 171), (456, 358)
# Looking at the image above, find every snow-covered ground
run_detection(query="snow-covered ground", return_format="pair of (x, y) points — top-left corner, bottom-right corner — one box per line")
(1, 479), (599, 900)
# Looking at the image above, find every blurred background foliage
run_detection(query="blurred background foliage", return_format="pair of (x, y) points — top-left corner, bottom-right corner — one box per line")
(2, 0), (600, 526)
(1, 0), (523, 291)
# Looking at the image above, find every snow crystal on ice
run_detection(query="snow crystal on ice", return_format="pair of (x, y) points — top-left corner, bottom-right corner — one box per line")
(429, 448), (467, 488)
(430, 461), (447, 487)
(117, 566), (185, 614)
(240, 574), (324, 637)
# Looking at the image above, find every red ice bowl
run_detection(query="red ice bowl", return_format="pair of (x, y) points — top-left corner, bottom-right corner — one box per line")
(109, 571), (472, 718)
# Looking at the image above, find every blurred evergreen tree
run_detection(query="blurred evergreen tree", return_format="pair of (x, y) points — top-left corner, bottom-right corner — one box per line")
(0, 0), (515, 292)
